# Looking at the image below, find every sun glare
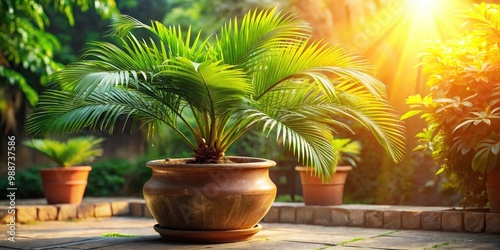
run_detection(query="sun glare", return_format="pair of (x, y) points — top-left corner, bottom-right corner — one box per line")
(343, 0), (475, 189)
(411, 0), (439, 11)
(353, 0), (472, 111)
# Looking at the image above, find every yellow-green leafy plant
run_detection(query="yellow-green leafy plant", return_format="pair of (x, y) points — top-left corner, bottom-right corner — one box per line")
(24, 136), (104, 167)
(403, 3), (500, 207)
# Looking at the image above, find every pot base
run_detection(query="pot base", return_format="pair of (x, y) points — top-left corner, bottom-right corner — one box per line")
(153, 224), (262, 243)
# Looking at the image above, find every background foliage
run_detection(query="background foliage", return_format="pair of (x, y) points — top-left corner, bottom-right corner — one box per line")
(404, 3), (500, 207)
(0, 0), (119, 134)
(85, 158), (134, 197)
(0, 165), (45, 199)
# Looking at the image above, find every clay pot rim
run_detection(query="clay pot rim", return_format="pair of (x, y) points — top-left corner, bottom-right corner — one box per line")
(147, 156), (276, 170)
(295, 165), (353, 173)
(39, 166), (92, 172)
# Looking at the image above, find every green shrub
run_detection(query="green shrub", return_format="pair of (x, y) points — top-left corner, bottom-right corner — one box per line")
(123, 155), (154, 197)
(85, 158), (133, 197)
(0, 165), (46, 199)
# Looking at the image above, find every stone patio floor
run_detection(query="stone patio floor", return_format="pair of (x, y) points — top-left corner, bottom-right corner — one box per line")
(2, 216), (500, 250)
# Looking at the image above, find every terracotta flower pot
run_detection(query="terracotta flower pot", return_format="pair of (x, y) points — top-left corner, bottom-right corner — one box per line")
(143, 157), (277, 243)
(295, 166), (352, 206)
(39, 166), (92, 205)
(487, 169), (500, 213)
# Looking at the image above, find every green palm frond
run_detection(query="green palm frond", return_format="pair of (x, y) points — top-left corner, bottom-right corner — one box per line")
(246, 78), (405, 175)
(26, 88), (170, 136)
(331, 138), (362, 167)
(252, 40), (386, 101)
(110, 15), (211, 62)
(160, 58), (251, 116)
(234, 107), (337, 178)
(338, 99), (407, 162)
(23, 136), (104, 167)
(216, 8), (311, 67)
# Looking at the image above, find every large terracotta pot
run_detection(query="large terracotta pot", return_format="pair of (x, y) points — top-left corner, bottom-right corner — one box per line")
(487, 169), (500, 213)
(295, 166), (352, 206)
(143, 157), (277, 243)
(39, 166), (92, 205)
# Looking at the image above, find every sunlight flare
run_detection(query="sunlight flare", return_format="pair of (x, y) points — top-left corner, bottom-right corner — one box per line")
(410, 0), (440, 12)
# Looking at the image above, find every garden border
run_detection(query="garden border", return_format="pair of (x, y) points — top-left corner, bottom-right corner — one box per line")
(1, 199), (499, 234)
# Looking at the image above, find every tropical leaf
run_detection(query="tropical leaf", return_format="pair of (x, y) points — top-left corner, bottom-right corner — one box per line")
(23, 136), (104, 167)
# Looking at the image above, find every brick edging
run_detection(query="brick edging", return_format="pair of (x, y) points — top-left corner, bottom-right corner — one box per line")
(1, 200), (141, 223)
(1, 200), (499, 233)
(262, 203), (500, 234)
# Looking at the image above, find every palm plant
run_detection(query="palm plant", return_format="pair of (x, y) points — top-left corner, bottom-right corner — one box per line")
(331, 138), (362, 167)
(26, 8), (405, 178)
(24, 136), (104, 167)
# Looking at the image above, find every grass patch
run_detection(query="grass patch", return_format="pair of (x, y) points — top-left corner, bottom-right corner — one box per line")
(101, 232), (137, 238)
(335, 230), (398, 247)
(20, 220), (39, 225)
(423, 239), (458, 249)
(337, 237), (365, 246)
(313, 246), (330, 250)
(377, 230), (399, 237)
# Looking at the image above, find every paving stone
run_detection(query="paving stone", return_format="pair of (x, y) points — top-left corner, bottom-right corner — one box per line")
(296, 206), (314, 224)
(348, 209), (364, 227)
(111, 201), (130, 216)
(353, 230), (500, 249)
(37, 206), (58, 221)
(485, 213), (500, 233)
(365, 210), (383, 228)
(3, 216), (500, 250)
(262, 207), (279, 223)
(313, 207), (331, 226)
(17, 206), (37, 223)
(144, 204), (154, 218)
(464, 212), (485, 233)
(77, 204), (95, 219)
(442, 211), (463, 232)
(129, 201), (144, 217)
(402, 211), (421, 230)
(345, 234), (452, 250)
(331, 208), (349, 226)
(279, 206), (296, 223)
(94, 202), (112, 217)
(383, 210), (401, 229)
(56, 204), (77, 221)
(54, 236), (158, 249)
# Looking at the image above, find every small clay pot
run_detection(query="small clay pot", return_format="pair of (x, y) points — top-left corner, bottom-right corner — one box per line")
(296, 166), (352, 206)
(39, 166), (92, 205)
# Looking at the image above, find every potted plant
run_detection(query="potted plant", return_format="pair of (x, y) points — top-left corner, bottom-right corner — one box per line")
(296, 138), (362, 205)
(25, 8), (406, 242)
(403, 3), (500, 212)
(23, 136), (104, 205)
